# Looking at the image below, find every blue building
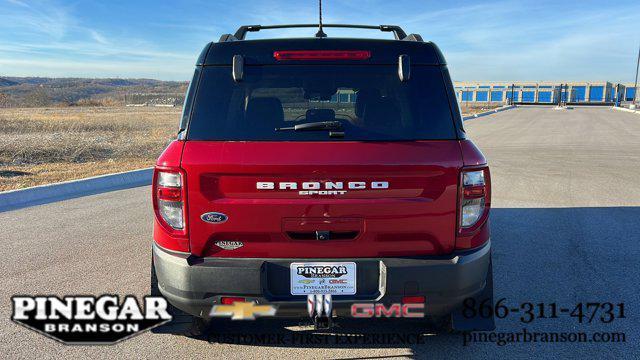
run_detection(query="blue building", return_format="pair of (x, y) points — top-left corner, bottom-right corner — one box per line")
(453, 82), (635, 105)
(321, 82), (637, 106)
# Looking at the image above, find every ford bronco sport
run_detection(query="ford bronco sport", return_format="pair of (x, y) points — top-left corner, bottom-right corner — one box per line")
(151, 24), (494, 334)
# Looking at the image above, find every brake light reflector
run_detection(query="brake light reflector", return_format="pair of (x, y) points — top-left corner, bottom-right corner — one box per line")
(402, 296), (425, 304)
(273, 50), (371, 61)
(221, 297), (246, 305)
(157, 187), (181, 201)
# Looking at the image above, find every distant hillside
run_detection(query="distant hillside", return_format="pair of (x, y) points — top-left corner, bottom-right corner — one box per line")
(0, 78), (18, 87)
(0, 77), (188, 107)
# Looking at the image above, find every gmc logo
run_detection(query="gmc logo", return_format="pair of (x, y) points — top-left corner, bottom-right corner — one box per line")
(351, 303), (425, 318)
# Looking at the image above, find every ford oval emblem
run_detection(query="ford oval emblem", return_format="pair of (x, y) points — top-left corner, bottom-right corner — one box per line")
(201, 212), (228, 224)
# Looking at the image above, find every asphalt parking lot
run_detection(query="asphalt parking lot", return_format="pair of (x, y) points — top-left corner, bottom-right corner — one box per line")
(1, 106), (638, 358)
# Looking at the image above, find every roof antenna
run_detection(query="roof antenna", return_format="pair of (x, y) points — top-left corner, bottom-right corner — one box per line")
(315, 0), (327, 38)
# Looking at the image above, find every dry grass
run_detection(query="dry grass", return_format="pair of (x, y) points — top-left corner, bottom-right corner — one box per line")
(460, 103), (504, 116)
(0, 106), (181, 191)
(0, 104), (506, 191)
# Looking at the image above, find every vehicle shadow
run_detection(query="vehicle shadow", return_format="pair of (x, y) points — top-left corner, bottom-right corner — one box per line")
(204, 317), (449, 348)
(162, 207), (640, 358)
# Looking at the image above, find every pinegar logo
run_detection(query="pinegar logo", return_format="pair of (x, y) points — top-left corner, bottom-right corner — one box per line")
(11, 295), (172, 345)
(297, 265), (349, 278)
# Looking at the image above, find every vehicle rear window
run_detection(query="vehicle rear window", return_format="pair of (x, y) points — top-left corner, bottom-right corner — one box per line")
(187, 65), (456, 141)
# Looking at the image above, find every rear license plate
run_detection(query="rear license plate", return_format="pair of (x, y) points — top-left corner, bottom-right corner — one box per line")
(290, 262), (356, 295)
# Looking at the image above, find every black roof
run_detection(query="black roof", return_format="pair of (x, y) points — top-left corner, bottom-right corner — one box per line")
(196, 38), (446, 66)
(195, 25), (445, 66)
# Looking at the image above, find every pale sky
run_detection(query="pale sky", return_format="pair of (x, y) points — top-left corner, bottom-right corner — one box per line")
(1, 0), (639, 82)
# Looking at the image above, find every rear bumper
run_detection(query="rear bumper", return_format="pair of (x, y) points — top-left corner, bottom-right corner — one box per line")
(152, 241), (491, 318)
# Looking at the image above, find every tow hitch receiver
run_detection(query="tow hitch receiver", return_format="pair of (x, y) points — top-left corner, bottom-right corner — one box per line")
(307, 294), (333, 329)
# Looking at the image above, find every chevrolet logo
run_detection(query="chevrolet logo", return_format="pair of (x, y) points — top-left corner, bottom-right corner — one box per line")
(209, 302), (277, 320)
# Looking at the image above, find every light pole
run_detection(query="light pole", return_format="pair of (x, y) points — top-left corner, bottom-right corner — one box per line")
(511, 84), (515, 105)
(632, 44), (639, 109)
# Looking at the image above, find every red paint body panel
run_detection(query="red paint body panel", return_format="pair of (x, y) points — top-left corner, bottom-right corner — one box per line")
(179, 141), (464, 258)
(458, 140), (487, 166)
(156, 140), (184, 168)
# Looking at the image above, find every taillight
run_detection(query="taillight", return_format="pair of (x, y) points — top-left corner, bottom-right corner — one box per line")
(456, 167), (491, 249)
(461, 170), (486, 227)
(273, 50), (371, 61)
(153, 168), (187, 233)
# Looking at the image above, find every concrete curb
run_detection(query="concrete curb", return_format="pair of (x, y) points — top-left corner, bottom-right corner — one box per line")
(463, 105), (516, 121)
(0, 168), (153, 213)
(612, 106), (640, 115)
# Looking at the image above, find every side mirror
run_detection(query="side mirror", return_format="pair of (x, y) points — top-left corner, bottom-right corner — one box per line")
(398, 54), (410, 82)
(232, 55), (244, 82)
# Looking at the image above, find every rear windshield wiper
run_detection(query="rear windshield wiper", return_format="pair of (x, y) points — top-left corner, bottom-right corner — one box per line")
(276, 121), (343, 132)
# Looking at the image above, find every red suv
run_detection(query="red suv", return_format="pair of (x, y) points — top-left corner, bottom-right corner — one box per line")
(151, 24), (493, 334)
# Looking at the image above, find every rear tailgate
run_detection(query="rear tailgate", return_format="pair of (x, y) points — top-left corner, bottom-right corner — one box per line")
(182, 141), (462, 258)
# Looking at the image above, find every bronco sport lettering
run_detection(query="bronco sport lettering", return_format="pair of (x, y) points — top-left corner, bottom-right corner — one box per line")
(257, 181), (389, 195)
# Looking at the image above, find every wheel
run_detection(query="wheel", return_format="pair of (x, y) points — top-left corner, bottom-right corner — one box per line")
(150, 255), (210, 337)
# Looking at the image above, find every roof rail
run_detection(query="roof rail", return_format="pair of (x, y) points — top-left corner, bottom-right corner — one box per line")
(218, 24), (422, 42)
